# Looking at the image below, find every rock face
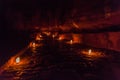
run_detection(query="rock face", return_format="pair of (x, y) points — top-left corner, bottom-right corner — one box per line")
(82, 32), (120, 51)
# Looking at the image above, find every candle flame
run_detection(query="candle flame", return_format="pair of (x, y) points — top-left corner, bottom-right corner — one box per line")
(16, 57), (20, 64)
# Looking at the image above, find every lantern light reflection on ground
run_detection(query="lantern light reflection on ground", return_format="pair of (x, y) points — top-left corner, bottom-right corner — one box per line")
(2, 56), (30, 70)
(66, 40), (74, 45)
(81, 49), (105, 59)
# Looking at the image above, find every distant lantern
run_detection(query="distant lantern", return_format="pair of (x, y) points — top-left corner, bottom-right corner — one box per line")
(39, 35), (42, 38)
(88, 49), (92, 55)
(32, 42), (36, 47)
(52, 34), (55, 38)
(70, 40), (73, 44)
(16, 57), (20, 64)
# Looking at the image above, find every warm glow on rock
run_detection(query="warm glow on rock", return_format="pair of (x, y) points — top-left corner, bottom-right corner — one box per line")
(43, 32), (51, 36)
(58, 35), (65, 41)
(35, 33), (43, 41)
(36, 36), (41, 40)
(72, 34), (81, 43)
(16, 57), (20, 64)
(36, 34), (43, 41)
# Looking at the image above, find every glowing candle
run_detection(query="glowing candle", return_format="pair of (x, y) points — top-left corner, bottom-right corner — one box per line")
(16, 57), (20, 64)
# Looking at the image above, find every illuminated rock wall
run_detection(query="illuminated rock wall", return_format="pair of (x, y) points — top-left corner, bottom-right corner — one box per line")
(82, 32), (120, 51)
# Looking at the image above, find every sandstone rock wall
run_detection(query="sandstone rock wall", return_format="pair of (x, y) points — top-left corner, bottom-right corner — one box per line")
(82, 32), (120, 51)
